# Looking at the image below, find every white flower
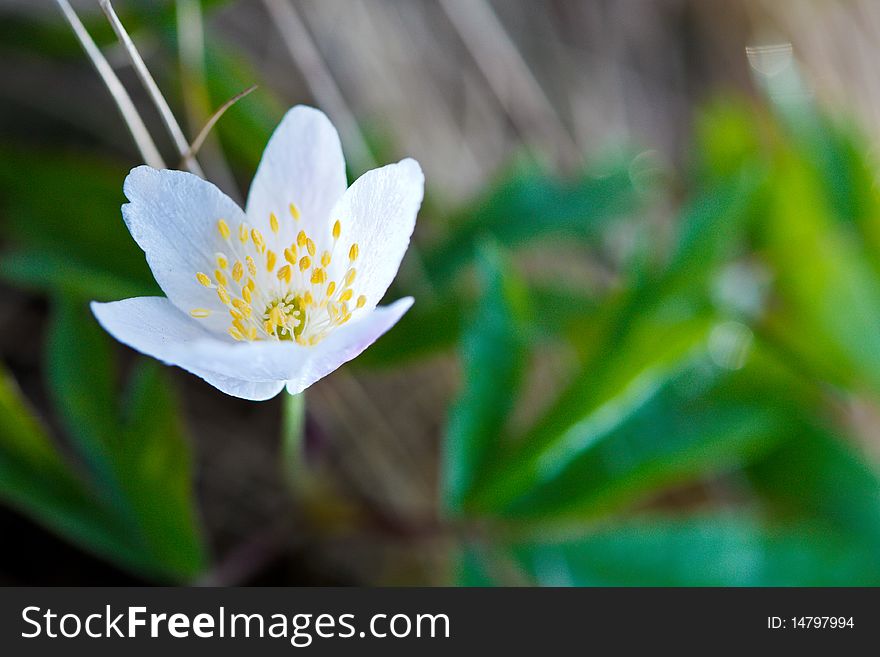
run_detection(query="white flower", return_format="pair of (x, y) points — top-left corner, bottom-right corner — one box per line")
(92, 106), (423, 401)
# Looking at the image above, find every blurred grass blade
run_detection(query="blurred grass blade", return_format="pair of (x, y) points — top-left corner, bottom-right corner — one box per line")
(443, 244), (528, 512)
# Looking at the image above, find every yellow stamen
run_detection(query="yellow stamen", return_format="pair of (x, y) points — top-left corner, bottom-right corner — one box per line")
(284, 247), (297, 265)
(217, 219), (231, 240)
(277, 264), (292, 283)
(229, 308), (243, 321)
(247, 278), (256, 292)
(299, 256), (311, 271)
(239, 223), (249, 244)
(232, 261), (244, 282)
(339, 289), (353, 303)
(306, 238), (316, 257)
(310, 268), (326, 285)
(232, 298), (249, 313)
(304, 291), (314, 306)
(356, 294), (367, 309)
(190, 308), (211, 318)
(216, 254), (228, 269)
(289, 202), (301, 220)
(321, 250), (331, 267)
(297, 230), (307, 247)
(242, 285), (252, 303)
(269, 212), (279, 233)
(228, 327), (244, 341)
(217, 286), (231, 305)
(345, 268), (357, 286)
(246, 256), (257, 276)
(327, 281), (336, 297)
(266, 250), (277, 272)
(196, 272), (212, 287)
(332, 220), (341, 240)
(349, 243), (359, 261)
(214, 269), (228, 287)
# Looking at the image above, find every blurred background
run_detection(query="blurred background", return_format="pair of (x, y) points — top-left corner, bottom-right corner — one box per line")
(2, 0), (880, 585)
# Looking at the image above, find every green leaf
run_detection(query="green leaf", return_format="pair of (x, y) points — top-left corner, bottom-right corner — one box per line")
(468, 282), (714, 513)
(749, 427), (880, 548)
(0, 365), (155, 574)
(500, 349), (799, 521)
(424, 159), (639, 286)
(443, 245), (529, 512)
(117, 361), (207, 579)
(45, 297), (205, 580)
(511, 514), (880, 586)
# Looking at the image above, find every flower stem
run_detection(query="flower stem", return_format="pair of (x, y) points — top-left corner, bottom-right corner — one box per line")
(281, 391), (308, 489)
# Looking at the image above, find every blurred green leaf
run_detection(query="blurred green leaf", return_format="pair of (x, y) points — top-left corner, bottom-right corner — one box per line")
(117, 361), (207, 578)
(0, 147), (158, 299)
(443, 245), (528, 512)
(424, 159), (639, 285)
(45, 298), (205, 580)
(749, 427), (880, 548)
(0, 364), (155, 574)
(511, 514), (880, 586)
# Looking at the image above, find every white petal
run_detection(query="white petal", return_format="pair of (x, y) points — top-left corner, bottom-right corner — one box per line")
(122, 166), (247, 334)
(180, 297), (414, 392)
(328, 159), (423, 316)
(91, 297), (285, 401)
(245, 105), (348, 247)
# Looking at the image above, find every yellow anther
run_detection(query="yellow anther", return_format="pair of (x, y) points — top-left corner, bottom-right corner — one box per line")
(332, 220), (341, 240)
(228, 327), (244, 341)
(246, 278), (256, 292)
(277, 264), (292, 283)
(306, 238), (316, 257)
(217, 219), (231, 240)
(263, 320), (274, 335)
(328, 303), (339, 320)
(356, 294), (366, 309)
(304, 291), (314, 306)
(239, 223), (249, 244)
(217, 286), (231, 305)
(289, 202), (301, 220)
(299, 256), (311, 272)
(326, 281), (336, 297)
(270, 212), (279, 233)
(297, 230), (307, 247)
(232, 298), (249, 312)
(190, 308), (211, 318)
(242, 285), (252, 303)
(214, 269), (228, 287)
(349, 243), (359, 261)
(232, 318), (246, 334)
(345, 268), (357, 286)
(266, 250), (277, 272)
(229, 308), (243, 321)
(246, 256), (257, 276)
(310, 268), (326, 285)
(321, 250), (331, 267)
(196, 272), (212, 287)
(339, 289), (353, 303)
(340, 312), (352, 325)
(217, 255), (228, 270)
(232, 261), (244, 282)
(251, 228), (265, 248)
(284, 247), (297, 265)
(270, 305), (284, 327)
(248, 327), (258, 340)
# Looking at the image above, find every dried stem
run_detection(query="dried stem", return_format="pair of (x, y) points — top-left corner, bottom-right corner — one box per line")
(99, 0), (204, 177)
(439, 0), (581, 169)
(180, 84), (257, 166)
(54, 0), (165, 169)
(262, 0), (376, 173)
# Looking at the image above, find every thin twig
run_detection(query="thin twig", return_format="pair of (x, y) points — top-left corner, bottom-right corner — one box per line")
(54, 0), (165, 169)
(439, 0), (581, 169)
(262, 0), (376, 173)
(180, 84), (257, 166)
(99, 0), (204, 177)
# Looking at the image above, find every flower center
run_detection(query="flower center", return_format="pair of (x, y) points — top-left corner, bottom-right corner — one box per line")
(189, 204), (367, 345)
